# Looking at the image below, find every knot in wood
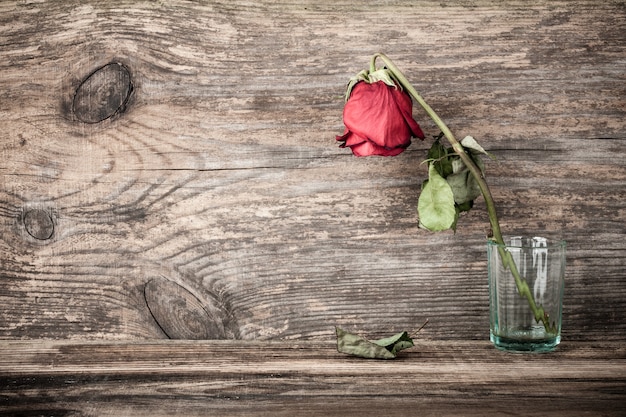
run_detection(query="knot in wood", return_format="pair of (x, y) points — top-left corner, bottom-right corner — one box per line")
(23, 208), (54, 240)
(144, 279), (232, 340)
(73, 62), (133, 123)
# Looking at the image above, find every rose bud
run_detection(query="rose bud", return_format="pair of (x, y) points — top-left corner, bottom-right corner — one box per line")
(337, 79), (425, 157)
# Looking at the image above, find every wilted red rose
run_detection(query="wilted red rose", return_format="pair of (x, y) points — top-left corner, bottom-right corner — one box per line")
(336, 80), (425, 157)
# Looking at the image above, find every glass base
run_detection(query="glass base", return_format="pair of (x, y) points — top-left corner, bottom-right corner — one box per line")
(490, 331), (560, 353)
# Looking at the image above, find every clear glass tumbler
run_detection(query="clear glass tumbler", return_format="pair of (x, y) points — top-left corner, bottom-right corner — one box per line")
(487, 236), (566, 352)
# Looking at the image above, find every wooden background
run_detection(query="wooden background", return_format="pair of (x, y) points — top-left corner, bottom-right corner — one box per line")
(1, 0), (625, 344)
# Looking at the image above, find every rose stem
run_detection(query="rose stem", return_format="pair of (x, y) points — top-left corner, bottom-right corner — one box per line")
(372, 53), (555, 333)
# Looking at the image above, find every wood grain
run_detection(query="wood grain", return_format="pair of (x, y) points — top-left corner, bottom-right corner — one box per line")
(1, 340), (625, 416)
(0, 0), (625, 341)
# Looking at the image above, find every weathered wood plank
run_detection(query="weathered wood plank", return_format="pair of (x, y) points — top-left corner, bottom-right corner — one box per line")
(0, 1), (625, 341)
(1, 340), (625, 416)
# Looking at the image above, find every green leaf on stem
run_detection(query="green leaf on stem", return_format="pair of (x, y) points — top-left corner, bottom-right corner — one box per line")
(456, 200), (474, 213)
(336, 327), (414, 359)
(461, 135), (496, 160)
(426, 139), (453, 178)
(418, 164), (457, 232)
(447, 168), (482, 205)
(446, 148), (485, 207)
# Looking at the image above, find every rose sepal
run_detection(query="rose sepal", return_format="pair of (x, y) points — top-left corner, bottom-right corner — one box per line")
(344, 68), (399, 101)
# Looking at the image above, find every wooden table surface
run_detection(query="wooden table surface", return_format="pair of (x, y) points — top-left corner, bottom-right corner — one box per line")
(1, 339), (625, 416)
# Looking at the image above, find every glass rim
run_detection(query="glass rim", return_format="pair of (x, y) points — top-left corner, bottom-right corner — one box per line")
(487, 235), (566, 249)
